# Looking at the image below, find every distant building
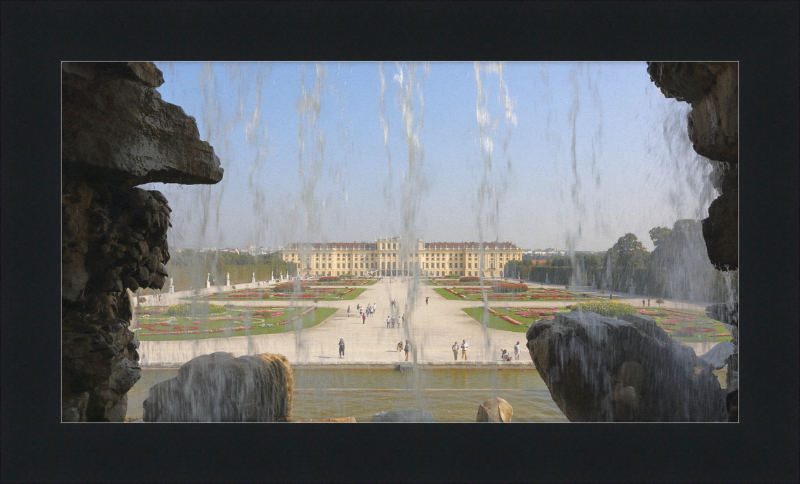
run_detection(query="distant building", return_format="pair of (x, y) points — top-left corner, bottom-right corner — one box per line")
(279, 237), (523, 277)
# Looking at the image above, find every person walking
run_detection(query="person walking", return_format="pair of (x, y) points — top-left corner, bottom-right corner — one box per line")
(426, 297), (429, 305)
(642, 299), (645, 307)
(386, 316), (391, 328)
(391, 317), (395, 328)
(338, 338), (345, 358)
(362, 312), (366, 324)
(514, 341), (521, 360)
(347, 305), (350, 317)
(404, 340), (410, 361)
(452, 341), (459, 361)
(461, 340), (469, 360)
(648, 298), (651, 307)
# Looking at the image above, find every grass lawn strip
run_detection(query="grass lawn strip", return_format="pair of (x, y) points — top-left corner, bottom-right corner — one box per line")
(135, 306), (338, 341)
(436, 286), (602, 302)
(462, 306), (731, 343)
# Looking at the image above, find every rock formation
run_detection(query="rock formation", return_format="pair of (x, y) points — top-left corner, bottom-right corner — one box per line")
(476, 397), (513, 422)
(62, 62), (223, 421)
(371, 409), (435, 422)
(526, 311), (727, 422)
(646, 62), (738, 270)
(706, 302), (738, 420)
(143, 352), (293, 422)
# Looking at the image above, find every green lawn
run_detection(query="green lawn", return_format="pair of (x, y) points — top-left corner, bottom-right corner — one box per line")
(462, 307), (535, 333)
(337, 288), (367, 300)
(433, 288), (465, 300)
(135, 307), (338, 341)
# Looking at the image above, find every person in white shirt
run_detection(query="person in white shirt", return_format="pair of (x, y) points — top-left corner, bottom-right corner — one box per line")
(461, 340), (469, 360)
(514, 341), (521, 360)
(452, 342), (459, 360)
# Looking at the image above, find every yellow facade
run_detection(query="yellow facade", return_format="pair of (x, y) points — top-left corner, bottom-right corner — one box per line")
(280, 237), (523, 278)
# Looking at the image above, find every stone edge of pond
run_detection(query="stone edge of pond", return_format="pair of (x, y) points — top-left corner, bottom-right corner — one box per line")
(140, 361), (538, 370)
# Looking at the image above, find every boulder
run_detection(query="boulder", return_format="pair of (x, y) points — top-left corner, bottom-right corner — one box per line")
(697, 341), (736, 370)
(371, 409), (434, 422)
(476, 397), (513, 422)
(143, 352), (293, 422)
(526, 311), (727, 422)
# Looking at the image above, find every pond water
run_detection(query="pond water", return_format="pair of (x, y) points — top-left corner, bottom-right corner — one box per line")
(126, 367), (727, 422)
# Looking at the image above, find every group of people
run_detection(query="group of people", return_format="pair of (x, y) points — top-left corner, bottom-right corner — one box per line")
(348, 303), (377, 323)
(500, 342), (521, 361)
(449, 340), (522, 361)
(386, 315), (404, 328)
(452, 340), (469, 360)
(396, 340), (410, 361)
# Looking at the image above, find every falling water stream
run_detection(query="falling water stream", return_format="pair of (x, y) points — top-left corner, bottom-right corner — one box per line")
(133, 62), (737, 422)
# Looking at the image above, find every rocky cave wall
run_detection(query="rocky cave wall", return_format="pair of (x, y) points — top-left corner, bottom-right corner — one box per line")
(62, 62), (223, 421)
(646, 62), (738, 271)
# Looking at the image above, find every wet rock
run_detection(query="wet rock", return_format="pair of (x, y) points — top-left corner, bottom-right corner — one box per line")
(647, 62), (737, 163)
(476, 397), (513, 422)
(61, 62), (222, 421)
(526, 311), (727, 422)
(697, 341), (736, 370)
(647, 62), (738, 271)
(62, 62), (223, 186)
(702, 165), (738, 270)
(143, 353), (293, 422)
(371, 409), (434, 422)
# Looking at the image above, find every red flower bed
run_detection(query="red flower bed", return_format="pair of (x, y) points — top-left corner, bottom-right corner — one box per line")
(460, 276), (480, 282)
(493, 283), (528, 293)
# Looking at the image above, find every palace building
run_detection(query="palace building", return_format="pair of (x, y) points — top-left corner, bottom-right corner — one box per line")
(279, 237), (523, 278)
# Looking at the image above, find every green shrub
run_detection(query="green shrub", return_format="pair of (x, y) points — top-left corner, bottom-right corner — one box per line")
(570, 300), (637, 318)
(208, 304), (226, 314)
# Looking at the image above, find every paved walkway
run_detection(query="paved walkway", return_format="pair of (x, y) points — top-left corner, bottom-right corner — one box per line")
(137, 278), (716, 366)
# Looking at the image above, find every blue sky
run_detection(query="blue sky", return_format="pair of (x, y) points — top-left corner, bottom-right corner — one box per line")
(146, 62), (715, 252)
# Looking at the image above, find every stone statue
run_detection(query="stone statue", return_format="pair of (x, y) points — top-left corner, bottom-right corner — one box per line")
(206, 273), (211, 288)
(169, 277), (175, 293)
(252, 272), (256, 283)
(226, 272), (230, 286)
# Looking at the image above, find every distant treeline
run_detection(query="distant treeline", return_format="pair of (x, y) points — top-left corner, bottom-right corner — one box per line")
(506, 220), (738, 303)
(139, 250), (295, 294)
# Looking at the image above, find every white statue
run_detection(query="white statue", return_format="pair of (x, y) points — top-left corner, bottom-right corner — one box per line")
(206, 273), (211, 288)
(169, 277), (175, 293)
(252, 272), (256, 283)
(226, 272), (231, 286)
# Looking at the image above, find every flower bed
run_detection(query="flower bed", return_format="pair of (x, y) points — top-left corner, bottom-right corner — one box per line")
(493, 283), (528, 293)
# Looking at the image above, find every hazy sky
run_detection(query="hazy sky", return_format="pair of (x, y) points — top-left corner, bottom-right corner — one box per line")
(145, 62), (716, 252)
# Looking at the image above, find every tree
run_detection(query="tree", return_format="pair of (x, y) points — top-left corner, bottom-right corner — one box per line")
(649, 226), (673, 249)
(612, 233), (648, 270)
